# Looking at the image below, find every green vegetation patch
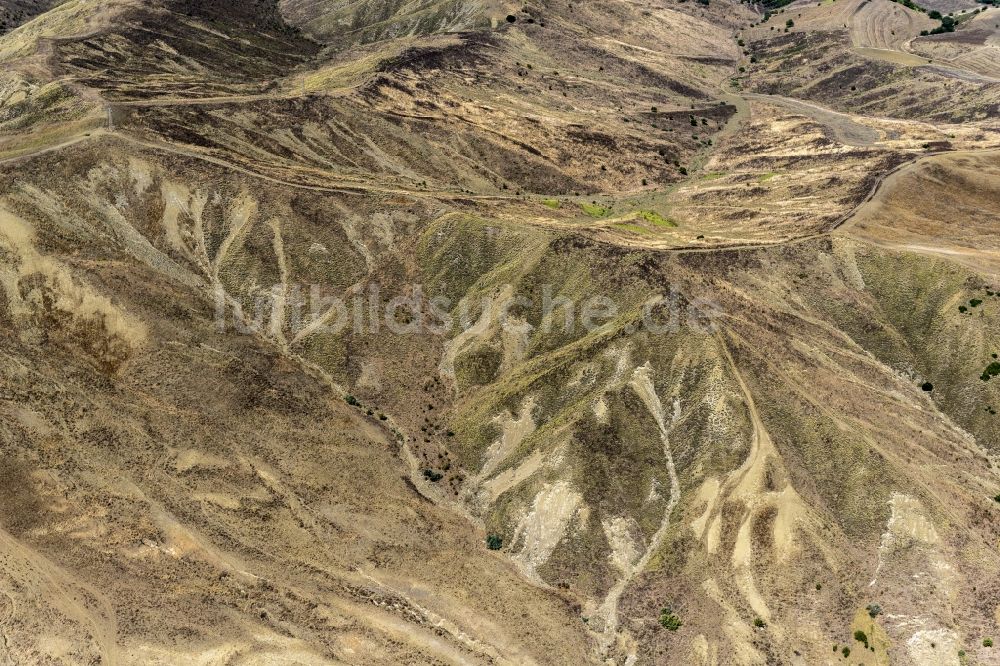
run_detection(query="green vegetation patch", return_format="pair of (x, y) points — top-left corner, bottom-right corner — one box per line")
(581, 202), (611, 217)
(637, 210), (678, 228)
(542, 198), (561, 209)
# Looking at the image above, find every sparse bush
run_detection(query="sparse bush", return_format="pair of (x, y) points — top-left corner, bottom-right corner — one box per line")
(754, 618), (766, 628)
(985, 638), (994, 647)
(786, 18), (794, 27)
(659, 607), (682, 631)
(842, 646), (851, 657)
(867, 604), (882, 618)
(486, 534), (503, 550)
(854, 630), (869, 649)
(345, 394), (360, 407)
(982, 362), (1000, 381)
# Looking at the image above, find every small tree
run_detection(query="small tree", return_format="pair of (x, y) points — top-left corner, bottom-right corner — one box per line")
(786, 19), (795, 27)
(486, 534), (503, 550)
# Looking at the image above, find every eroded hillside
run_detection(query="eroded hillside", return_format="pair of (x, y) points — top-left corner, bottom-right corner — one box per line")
(1, 0), (999, 664)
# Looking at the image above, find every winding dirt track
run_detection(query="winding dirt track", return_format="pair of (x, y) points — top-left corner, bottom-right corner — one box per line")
(0, 85), (994, 263)
(742, 92), (880, 147)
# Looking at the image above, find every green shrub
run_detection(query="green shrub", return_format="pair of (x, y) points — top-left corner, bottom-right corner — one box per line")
(854, 630), (869, 649)
(985, 638), (994, 647)
(753, 618), (766, 628)
(345, 395), (360, 407)
(981, 362), (1000, 381)
(659, 607), (682, 631)
(486, 534), (503, 550)
(842, 646), (850, 657)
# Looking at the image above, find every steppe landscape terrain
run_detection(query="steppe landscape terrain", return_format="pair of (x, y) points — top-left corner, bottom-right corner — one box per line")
(0, 0), (999, 664)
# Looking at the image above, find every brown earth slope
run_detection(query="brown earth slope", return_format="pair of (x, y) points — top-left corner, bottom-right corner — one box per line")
(1, 0), (999, 664)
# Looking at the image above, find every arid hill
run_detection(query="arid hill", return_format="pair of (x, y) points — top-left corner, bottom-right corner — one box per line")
(1, 0), (999, 664)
